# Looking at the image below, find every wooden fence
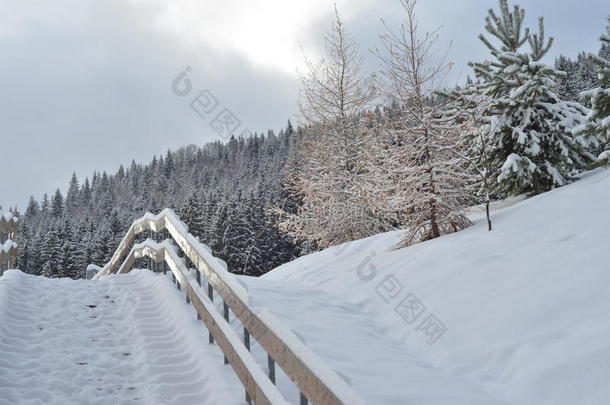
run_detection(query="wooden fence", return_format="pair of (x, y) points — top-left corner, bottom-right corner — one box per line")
(92, 210), (364, 405)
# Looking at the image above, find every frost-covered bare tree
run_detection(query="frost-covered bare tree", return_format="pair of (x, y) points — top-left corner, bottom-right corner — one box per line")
(370, 0), (472, 247)
(275, 8), (387, 249)
(440, 93), (502, 231)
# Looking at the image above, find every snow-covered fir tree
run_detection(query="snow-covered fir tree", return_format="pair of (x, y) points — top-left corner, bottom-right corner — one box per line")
(462, 0), (595, 196)
(555, 52), (600, 105)
(574, 16), (610, 148)
(179, 193), (205, 238)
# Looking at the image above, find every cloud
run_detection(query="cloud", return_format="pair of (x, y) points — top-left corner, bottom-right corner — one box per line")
(0, 0), (608, 210)
(0, 0), (304, 209)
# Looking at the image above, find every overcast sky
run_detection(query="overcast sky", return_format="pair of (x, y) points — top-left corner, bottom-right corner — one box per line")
(1, 0), (607, 210)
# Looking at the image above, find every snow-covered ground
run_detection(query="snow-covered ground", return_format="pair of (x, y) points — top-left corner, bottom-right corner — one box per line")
(259, 167), (610, 405)
(0, 270), (243, 405)
(2, 168), (609, 405)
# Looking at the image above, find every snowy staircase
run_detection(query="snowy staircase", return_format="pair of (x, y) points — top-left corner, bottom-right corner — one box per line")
(0, 269), (248, 404)
(89, 209), (364, 405)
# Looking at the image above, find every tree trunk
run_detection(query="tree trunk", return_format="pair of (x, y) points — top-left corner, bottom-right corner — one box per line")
(485, 199), (492, 231)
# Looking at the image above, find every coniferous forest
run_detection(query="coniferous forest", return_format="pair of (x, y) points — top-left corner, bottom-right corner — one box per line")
(13, 123), (303, 277)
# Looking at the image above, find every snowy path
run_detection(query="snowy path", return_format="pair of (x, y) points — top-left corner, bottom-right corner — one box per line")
(0, 270), (242, 405)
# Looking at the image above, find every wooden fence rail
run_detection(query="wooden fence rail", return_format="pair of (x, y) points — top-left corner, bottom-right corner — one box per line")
(91, 209), (364, 405)
(119, 241), (287, 405)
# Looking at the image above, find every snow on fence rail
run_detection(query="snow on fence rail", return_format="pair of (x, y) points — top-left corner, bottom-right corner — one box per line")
(91, 209), (365, 405)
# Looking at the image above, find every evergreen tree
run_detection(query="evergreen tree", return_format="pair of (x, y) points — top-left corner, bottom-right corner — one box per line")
(555, 52), (600, 105)
(91, 226), (114, 267)
(180, 193), (205, 238)
(575, 16), (610, 146)
(209, 202), (229, 255)
(462, 0), (594, 196)
(65, 173), (80, 217)
(222, 196), (253, 274)
(51, 188), (64, 218)
(58, 222), (79, 278)
(40, 194), (50, 214)
(81, 177), (92, 209)
(74, 221), (94, 274)
(16, 224), (33, 272)
(24, 197), (40, 220)
(164, 149), (174, 178)
(554, 55), (579, 101)
(40, 228), (62, 278)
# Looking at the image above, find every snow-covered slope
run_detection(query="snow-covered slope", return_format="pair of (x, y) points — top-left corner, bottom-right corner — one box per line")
(261, 167), (610, 405)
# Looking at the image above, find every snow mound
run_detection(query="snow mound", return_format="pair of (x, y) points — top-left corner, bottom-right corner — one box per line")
(263, 168), (610, 405)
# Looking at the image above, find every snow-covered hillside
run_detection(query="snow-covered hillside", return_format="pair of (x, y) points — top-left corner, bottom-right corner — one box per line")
(259, 167), (610, 405)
